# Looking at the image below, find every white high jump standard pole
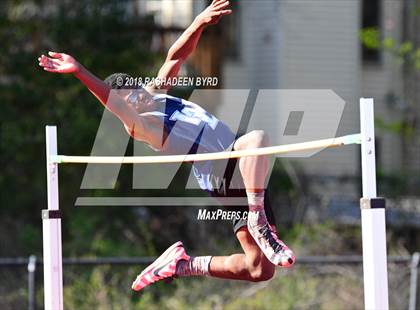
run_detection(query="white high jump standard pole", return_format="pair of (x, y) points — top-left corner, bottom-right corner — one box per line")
(43, 126), (64, 310)
(360, 98), (389, 310)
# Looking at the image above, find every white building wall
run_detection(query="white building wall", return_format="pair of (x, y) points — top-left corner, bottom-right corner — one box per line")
(136, 0), (404, 179)
(224, 0), (361, 177)
(223, 0), (281, 90)
(278, 1), (361, 176)
(137, 0), (193, 27)
(220, 1), (283, 146)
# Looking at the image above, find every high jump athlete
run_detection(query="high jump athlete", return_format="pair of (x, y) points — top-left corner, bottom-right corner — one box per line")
(38, 0), (295, 290)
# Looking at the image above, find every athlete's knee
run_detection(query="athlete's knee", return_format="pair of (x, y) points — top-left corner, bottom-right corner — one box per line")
(247, 130), (270, 148)
(248, 263), (275, 282)
(234, 130), (269, 150)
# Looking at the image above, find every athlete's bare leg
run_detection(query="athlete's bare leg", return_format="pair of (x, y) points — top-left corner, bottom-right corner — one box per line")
(231, 130), (295, 267)
(131, 132), (293, 291)
(132, 228), (275, 292)
(234, 130), (269, 192)
(206, 132), (273, 278)
(208, 227), (275, 281)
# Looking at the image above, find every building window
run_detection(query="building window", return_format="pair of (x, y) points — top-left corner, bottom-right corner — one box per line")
(361, 0), (382, 63)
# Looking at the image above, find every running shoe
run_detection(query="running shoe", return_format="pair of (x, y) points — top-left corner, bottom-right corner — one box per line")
(247, 211), (295, 267)
(131, 241), (189, 291)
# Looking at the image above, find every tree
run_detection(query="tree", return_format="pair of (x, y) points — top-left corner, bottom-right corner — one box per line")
(0, 0), (162, 256)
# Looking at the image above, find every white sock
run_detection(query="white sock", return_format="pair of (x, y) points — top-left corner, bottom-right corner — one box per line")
(246, 191), (267, 227)
(176, 256), (212, 277)
(246, 191), (265, 210)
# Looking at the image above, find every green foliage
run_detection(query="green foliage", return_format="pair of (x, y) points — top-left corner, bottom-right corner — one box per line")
(360, 27), (420, 71)
(375, 118), (415, 137)
(63, 266), (144, 310)
(51, 224), (406, 310)
(360, 26), (419, 149)
(360, 27), (381, 49)
(383, 37), (395, 50)
(0, 0), (163, 256)
(15, 222), (407, 309)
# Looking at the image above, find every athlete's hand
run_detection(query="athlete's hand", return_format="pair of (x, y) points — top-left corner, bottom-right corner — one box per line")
(38, 52), (81, 74)
(196, 0), (232, 26)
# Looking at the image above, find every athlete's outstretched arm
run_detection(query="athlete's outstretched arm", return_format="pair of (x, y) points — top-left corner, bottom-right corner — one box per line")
(148, 0), (231, 92)
(38, 52), (145, 134)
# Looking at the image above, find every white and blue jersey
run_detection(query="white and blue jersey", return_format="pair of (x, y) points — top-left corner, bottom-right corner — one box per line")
(143, 94), (236, 191)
